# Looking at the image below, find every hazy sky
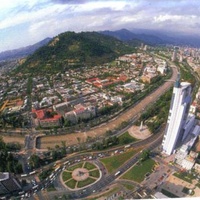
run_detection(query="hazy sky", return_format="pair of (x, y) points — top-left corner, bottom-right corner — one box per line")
(1, 0), (200, 52)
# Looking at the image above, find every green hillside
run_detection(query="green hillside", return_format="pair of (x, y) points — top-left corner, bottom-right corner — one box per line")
(15, 31), (135, 75)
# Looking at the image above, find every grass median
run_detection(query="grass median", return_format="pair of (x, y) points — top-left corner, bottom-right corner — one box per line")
(100, 149), (139, 173)
(121, 158), (156, 183)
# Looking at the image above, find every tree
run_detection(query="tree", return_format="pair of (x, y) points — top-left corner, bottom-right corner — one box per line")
(61, 141), (66, 148)
(51, 150), (61, 161)
(60, 148), (66, 157)
(77, 137), (81, 143)
(140, 150), (150, 162)
(29, 154), (41, 169)
(0, 136), (6, 149)
(14, 163), (23, 174)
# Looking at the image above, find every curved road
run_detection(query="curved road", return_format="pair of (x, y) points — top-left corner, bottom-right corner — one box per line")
(60, 129), (164, 199)
(38, 64), (178, 149)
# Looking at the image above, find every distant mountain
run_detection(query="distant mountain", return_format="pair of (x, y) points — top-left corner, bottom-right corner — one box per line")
(15, 31), (135, 75)
(0, 38), (52, 61)
(100, 29), (200, 47)
(99, 29), (166, 45)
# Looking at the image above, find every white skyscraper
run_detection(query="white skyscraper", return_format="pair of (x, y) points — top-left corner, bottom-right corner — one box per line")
(162, 75), (192, 155)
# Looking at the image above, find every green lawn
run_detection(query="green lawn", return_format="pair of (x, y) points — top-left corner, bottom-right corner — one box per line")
(84, 162), (96, 170)
(121, 158), (155, 183)
(89, 169), (100, 178)
(65, 179), (77, 189)
(77, 177), (96, 188)
(173, 172), (193, 184)
(118, 131), (137, 145)
(122, 183), (135, 191)
(100, 149), (137, 173)
(196, 182), (200, 188)
(46, 183), (56, 192)
(88, 187), (119, 200)
(67, 162), (83, 171)
(62, 171), (72, 182)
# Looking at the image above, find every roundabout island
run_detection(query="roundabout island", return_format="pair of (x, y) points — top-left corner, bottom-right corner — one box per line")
(61, 162), (101, 190)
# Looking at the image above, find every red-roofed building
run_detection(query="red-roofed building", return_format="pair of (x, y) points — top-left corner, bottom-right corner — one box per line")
(86, 78), (100, 84)
(93, 82), (102, 88)
(32, 109), (62, 128)
(117, 75), (128, 82)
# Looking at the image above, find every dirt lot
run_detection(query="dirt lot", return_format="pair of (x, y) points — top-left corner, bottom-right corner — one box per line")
(2, 135), (24, 145)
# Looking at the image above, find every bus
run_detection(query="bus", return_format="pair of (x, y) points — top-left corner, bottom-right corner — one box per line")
(29, 170), (36, 175)
(64, 161), (69, 165)
(115, 171), (121, 176)
(124, 144), (131, 148)
(55, 167), (60, 172)
(21, 174), (28, 177)
(32, 185), (38, 190)
(49, 173), (54, 179)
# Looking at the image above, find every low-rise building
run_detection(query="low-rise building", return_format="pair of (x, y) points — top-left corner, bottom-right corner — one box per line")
(53, 102), (71, 115)
(181, 151), (198, 170)
(194, 163), (200, 173)
(32, 109), (62, 128)
(157, 64), (167, 75)
(0, 172), (22, 195)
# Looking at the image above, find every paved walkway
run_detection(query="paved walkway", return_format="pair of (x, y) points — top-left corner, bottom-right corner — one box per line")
(128, 125), (151, 140)
(160, 174), (200, 198)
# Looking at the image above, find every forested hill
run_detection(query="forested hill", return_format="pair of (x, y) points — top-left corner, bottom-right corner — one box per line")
(16, 31), (135, 75)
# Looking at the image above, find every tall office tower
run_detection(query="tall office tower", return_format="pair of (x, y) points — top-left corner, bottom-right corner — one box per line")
(162, 75), (192, 155)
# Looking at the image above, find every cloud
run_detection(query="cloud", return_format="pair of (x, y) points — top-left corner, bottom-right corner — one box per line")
(0, 2), (71, 30)
(1, 0), (200, 52)
(52, 0), (88, 4)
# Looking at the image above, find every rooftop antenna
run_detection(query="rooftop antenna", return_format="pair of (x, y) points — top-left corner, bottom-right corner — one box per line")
(174, 73), (181, 88)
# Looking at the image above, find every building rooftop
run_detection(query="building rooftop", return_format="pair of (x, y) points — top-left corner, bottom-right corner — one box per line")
(0, 172), (9, 181)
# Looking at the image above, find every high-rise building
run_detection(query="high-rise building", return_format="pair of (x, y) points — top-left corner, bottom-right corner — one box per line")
(162, 75), (192, 155)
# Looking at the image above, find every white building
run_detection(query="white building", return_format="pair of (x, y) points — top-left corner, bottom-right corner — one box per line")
(157, 64), (167, 75)
(162, 76), (192, 155)
(181, 151), (198, 170)
(153, 192), (169, 199)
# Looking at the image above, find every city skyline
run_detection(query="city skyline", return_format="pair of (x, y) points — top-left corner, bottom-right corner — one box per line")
(1, 0), (200, 52)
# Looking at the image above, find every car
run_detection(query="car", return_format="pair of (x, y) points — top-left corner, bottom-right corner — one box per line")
(145, 172), (150, 177)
